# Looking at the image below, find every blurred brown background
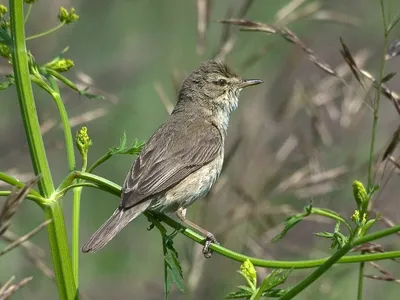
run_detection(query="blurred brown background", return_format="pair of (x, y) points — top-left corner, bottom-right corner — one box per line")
(1, 0), (400, 299)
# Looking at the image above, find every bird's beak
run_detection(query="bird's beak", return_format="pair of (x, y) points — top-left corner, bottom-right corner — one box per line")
(239, 79), (263, 89)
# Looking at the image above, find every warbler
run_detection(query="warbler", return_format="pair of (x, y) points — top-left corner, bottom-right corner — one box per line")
(82, 60), (262, 257)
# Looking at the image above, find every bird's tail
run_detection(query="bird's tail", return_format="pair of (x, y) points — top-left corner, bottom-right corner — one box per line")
(82, 202), (150, 253)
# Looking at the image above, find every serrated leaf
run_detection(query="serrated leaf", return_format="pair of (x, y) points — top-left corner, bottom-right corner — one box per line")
(315, 231), (334, 239)
(163, 234), (184, 299)
(225, 290), (252, 299)
(381, 72), (396, 83)
(79, 88), (105, 100)
(0, 79), (14, 90)
(237, 285), (254, 293)
(272, 204), (312, 242)
(261, 288), (290, 298)
(258, 269), (291, 294)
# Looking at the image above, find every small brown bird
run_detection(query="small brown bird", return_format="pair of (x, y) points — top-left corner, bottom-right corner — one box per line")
(82, 60), (262, 256)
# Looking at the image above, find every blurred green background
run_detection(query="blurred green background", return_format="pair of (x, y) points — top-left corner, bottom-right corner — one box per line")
(1, 0), (400, 299)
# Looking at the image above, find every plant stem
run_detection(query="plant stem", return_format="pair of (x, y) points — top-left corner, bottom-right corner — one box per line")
(44, 201), (77, 300)
(46, 76), (76, 171)
(357, 260), (365, 300)
(24, 3), (32, 23)
(0, 190), (46, 206)
(279, 244), (353, 300)
(47, 74), (80, 289)
(9, 0), (76, 298)
(362, 2), (388, 298)
(86, 152), (112, 173)
(0, 172), (41, 197)
(25, 21), (65, 40)
(64, 171), (400, 269)
(9, 0), (54, 198)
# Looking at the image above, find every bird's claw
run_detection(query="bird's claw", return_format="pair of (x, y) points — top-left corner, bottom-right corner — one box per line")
(202, 233), (219, 259)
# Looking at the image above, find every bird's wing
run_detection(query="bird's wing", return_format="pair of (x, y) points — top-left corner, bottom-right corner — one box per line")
(121, 118), (222, 208)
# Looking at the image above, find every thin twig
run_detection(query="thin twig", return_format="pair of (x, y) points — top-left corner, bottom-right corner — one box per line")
(154, 82), (174, 115)
(0, 220), (52, 257)
(0, 276), (33, 299)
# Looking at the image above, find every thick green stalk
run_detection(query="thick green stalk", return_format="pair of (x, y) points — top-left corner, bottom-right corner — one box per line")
(9, 0), (54, 198)
(44, 201), (76, 300)
(9, 0), (76, 298)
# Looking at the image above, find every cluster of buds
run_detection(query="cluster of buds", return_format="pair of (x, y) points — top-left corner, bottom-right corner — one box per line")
(45, 58), (74, 72)
(58, 7), (79, 24)
(76, 127), (92, 158)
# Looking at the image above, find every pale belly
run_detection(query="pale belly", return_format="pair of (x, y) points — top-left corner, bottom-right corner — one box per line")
(148, 154), (223, 213)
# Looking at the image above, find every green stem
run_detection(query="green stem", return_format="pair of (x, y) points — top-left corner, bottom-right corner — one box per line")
(0, 172), (41, 197)
(24, 3), (32, 24)
(86, 152), (112, 173)
(9, 0), (54, 198)
(280, 244), (353, 300)
(25, 21), (65, 41)
(62, 171), (400, 269)
(312, 208), (353, 235)
(362, 3), (388, 298)
(72, 156), (87, 289)
(44, 201), (77, 300)
(357, 260), (365, 300)
(46, 75), (76, 171)
(0, 190), (46, 206)
(9, 1), (76, 298)
(46, 74), (80, 289)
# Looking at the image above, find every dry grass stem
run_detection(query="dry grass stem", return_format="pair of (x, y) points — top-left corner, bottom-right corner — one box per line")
(196, 0), (211, 55)
(0, 276), (33, 299)
(0, 219), (52, 257)
(69, 108), (107, 127)
(0, 176), (40, 236)
(154, 82), (174, 115)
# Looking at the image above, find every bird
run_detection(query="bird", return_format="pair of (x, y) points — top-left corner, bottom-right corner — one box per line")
(81, 60), (262, 257)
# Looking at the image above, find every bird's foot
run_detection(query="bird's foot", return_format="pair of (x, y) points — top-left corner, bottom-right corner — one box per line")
(202, 233), (219, 259)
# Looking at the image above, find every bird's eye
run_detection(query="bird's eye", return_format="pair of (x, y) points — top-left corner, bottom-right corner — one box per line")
(215, 79), (227, 86)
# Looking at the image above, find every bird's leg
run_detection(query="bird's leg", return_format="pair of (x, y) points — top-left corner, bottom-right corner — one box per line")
(176, 208), (219, 258)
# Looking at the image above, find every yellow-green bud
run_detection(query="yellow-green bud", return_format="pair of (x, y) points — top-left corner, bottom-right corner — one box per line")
(0, 43), (10, 58)
(76, 127), (92, 158)
(352, 180), (368, 209)
(1, 20), (9, 30)
(351, 210), (360, 222)
(0, 5), (7, 16)
(58, 7), (79, 24)
(240, 259), (256, 284)
(45, 58), (74, 72)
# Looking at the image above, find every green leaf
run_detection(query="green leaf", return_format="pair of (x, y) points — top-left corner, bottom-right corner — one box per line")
(261, 288), (290, 297)
(256, 269), (291, 297)
(315, 231), (334, 239)
(225, 290), (252, 299)
(163, 233), (184, 299)
(0, 75), (14, 90)
(272, 203), (312, 242)
(359, 218), (377, 236)
(109, 132), (144, 156)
